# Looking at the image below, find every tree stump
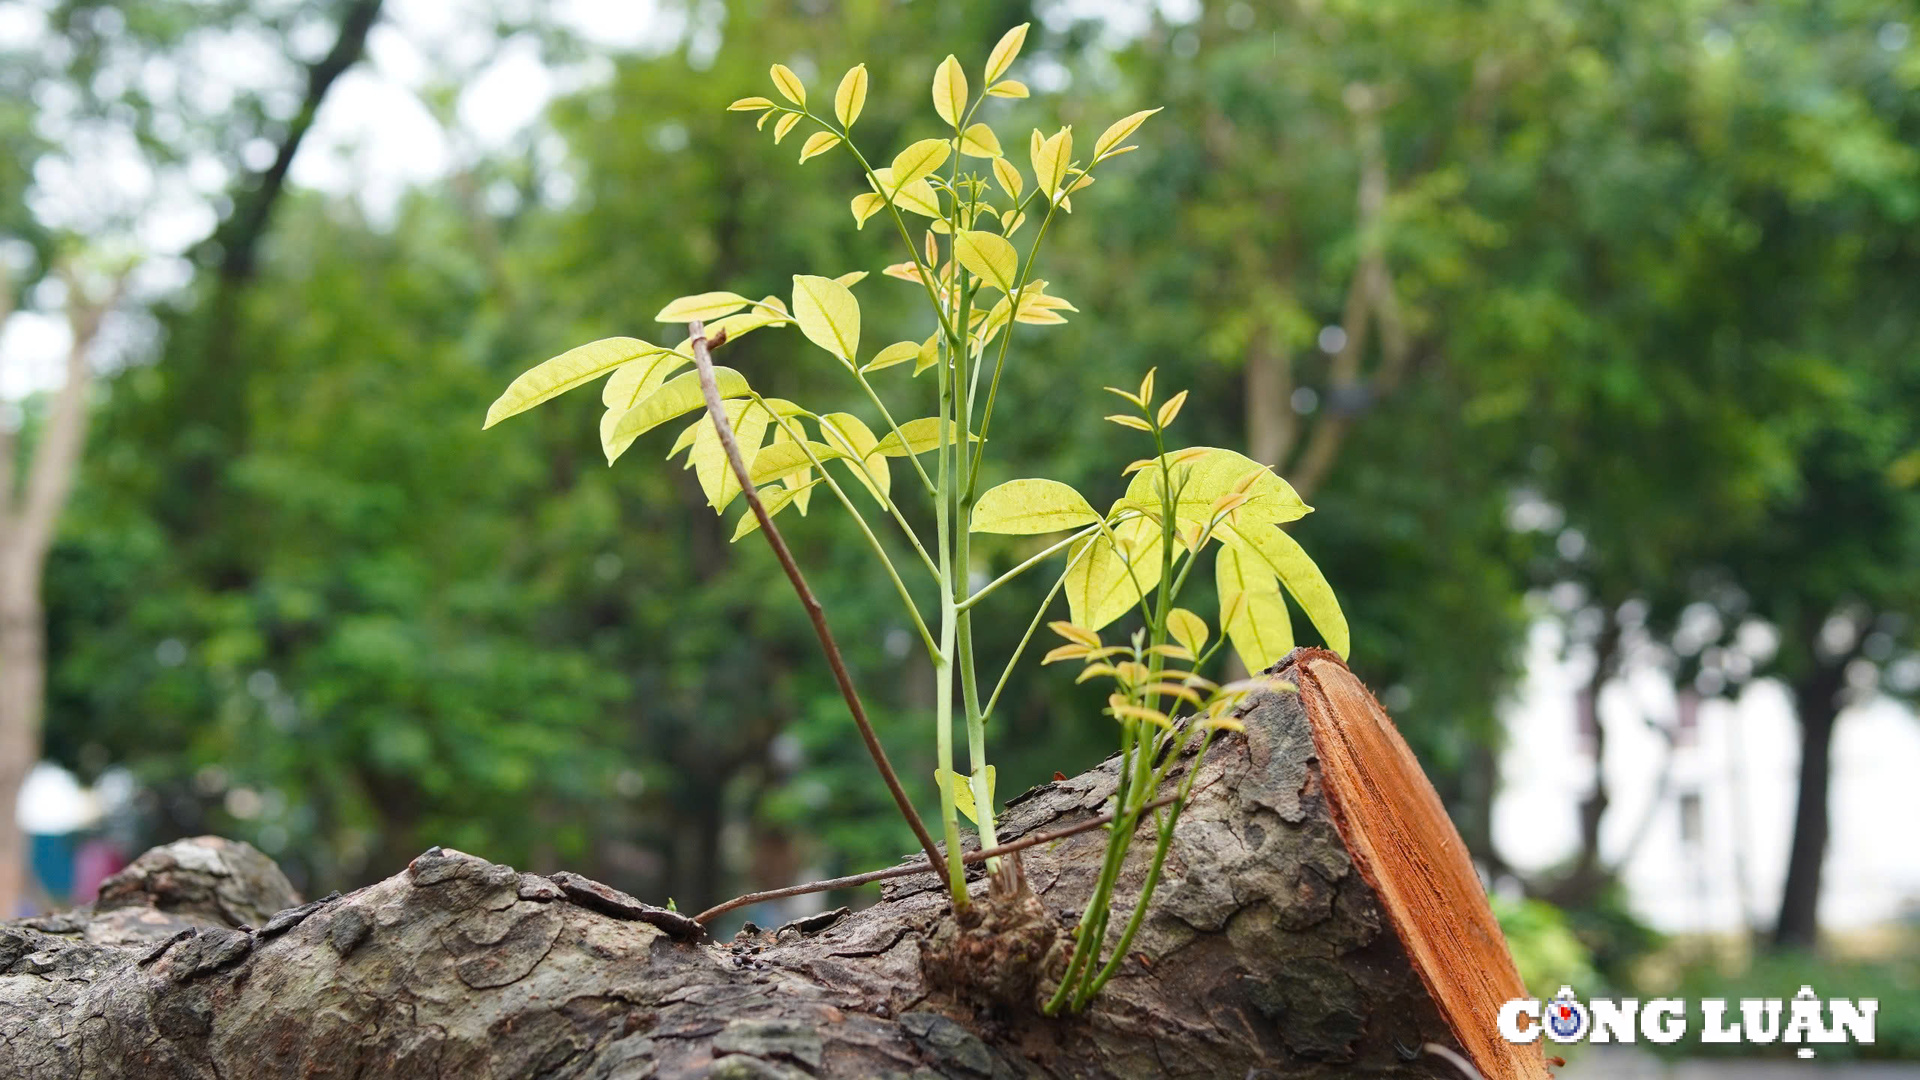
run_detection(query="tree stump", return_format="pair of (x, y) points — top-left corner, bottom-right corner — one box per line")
(0, 649), (1548, 1079)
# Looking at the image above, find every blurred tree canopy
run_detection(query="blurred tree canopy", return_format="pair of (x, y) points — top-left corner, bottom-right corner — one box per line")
(11, 0), (1917, 939)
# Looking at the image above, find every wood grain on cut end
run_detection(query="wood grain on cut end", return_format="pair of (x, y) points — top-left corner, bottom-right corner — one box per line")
(1282, 648), (1551, 1080)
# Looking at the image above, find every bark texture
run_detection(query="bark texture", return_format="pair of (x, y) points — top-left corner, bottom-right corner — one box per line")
(1, 653), (1535, 1079)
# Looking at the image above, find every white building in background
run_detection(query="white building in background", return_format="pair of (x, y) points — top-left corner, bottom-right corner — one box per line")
(1495, 621), (1920, 934)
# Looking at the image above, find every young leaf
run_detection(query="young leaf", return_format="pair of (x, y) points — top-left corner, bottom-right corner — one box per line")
(1105, 414), (1152, 431)
(770, 63), (806, 105)
(1064, 520), (1164, 632)
(689, 398), (774, 511)
(1216, 544), (1293, 673)
(772, 112), (802, 144)
(1156, 389), (1189, 428)
(985, 23), (1028, 83)
(889, 139), (952, 189)
(953, 230), (1018, 293)
(872, 416), (976, 456)
(992, 156), (1024, 200)
(818, 412), (890, 505)
(602, 347), (690, 411)
(890, 179), (942, 218)
(834, 64), (868, 127)
(1094, 107), (1162, 160)
(1219, 522), (1350, 658)
(1122, 446), (1309, 530)
(934, 766), (995, 825)
(932, 54), (968, 127)
(850, 192), (887, 229)
(732, 479), (820, 542)
(486, 337), (662, 429)
(1049, 621), (1101, 649)
(834, 270), (868, 288)
(748, 436), (844, 487)
(799, 130), (841, 163)
(987, 79), (1029, 99)
(1030, 127), (1072, 197)
(913, 333), (941, 375)
(604, 367), (751, 464)
(728, 96), (774, 111)
(971, 478), (1099, 534)
(861, 340), (922, 373)
(959, 123), (1003, 158)
(656, 292), (752, 323)
(791, 274), (862, 362)
(1167, 607), (1210, 656)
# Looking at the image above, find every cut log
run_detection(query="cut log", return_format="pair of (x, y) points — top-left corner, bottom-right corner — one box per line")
(0, 649), (1547, 1079)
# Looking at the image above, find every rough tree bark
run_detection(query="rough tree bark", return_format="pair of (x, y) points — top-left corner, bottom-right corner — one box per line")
(0, 652), (1546, 1079)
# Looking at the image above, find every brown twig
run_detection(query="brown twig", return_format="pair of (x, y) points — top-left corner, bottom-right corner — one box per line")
(685, 320), (950, 896)
(694, 793), (1179, 925)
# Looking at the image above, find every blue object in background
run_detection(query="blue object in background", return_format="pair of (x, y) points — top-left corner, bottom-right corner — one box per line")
(29, 831), (75, 902)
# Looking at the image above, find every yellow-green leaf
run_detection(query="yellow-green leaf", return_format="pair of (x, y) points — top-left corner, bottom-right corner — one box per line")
(689, 398), (774, 511)
(987, 79), (1029, 99)
(953, 230), (1018, 293)
(889, 139), (952, 189)
(872, 416), (977, 456)
(935, 765), (995, 825)
(1065, 518), (1163, 632)
(1094, 107), (1162, 160)
(959, 123), (1002, 158)
(728, 96), (774, 112)
(861, 340), (921, 373)
(888, 177), (942, 218)
(791, 274), (861, 362)
(486, 337), (661, 429)
(1167, 607), (1210, 656)
(601, 346), (690, 411)
(1106, 413), (1152, 431)
(834, 270), (868, 288)
(1219, 522), (1350, 658)
(604, 367), (751, 464)
(1122, 447), (1310, 531)
(818, 412), (890, 505)
(748, 437), (843, 487)
(971, 478), (1099, 534)
(913, 332), (941, 375)
(672, 299), (790, 356)
(851, 192), (886, 228)
(1031, 127), (1072, 197)
(1156, 389), (1188, 428)
(991, 156), (1023, 200)
(799, 130), (841, 163)
(732, 479), (820, 542)
(772, 112), (802, 144)
(770, 63), (806, 105)
(985, 23), (1028, 83)
(656, 292), (752, 323)
(1216, 544), (1293, 673)
(932, 54), (968, 127)
(834, 63), (868, 127)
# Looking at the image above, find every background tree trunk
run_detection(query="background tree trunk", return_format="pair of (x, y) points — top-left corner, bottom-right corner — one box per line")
(0, 652), (1543, 1079)
(1774, 658), (1846, 949)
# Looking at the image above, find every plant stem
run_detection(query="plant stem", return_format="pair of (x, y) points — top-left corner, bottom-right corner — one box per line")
(956, 524), (1100, 612)
(692, 792), (1177, 925)
(688, 321), (949, 896)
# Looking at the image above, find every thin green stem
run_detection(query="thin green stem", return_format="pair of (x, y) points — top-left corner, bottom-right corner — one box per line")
(957, 523), (1101, 612)
(850, 365), (935, 494)
(788, 407), (938, 578)
(982, 557), (1076, 721)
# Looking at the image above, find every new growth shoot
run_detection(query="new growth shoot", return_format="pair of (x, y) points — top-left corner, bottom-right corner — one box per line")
(481, 25), (1349, 1007)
